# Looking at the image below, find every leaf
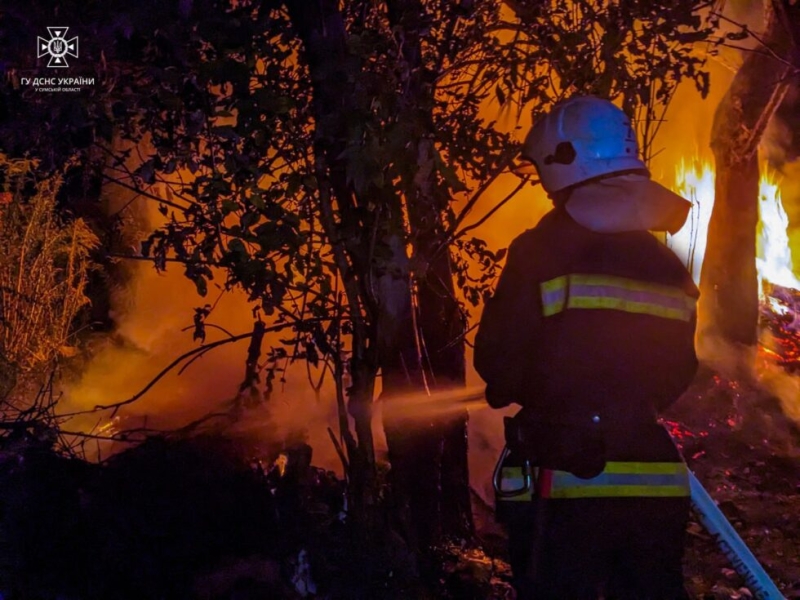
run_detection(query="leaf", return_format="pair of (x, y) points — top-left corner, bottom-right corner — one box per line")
(240, 211), (260, 229)
(495, 247), (508, 261)
(138, 160), (155, 184)
(211, 125), (239, 140)
(194, 276), (208, 297)
(694, 71), (710, 100)
(249, 192), (265, 210)
(726, 30), (749, 42)
(228, 238), (248, 259)
(677, 31), (711, 44)
(163, 159), (177, 175)
(286, 173), (302, 196)
(495, 83), (506, 105)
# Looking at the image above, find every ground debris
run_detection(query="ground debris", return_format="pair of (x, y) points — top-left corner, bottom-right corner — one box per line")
(0, 434), (298, 599)
(428, 541), (516, 600)
(665, 370), (800, 598)
(2, 367), (799, 599)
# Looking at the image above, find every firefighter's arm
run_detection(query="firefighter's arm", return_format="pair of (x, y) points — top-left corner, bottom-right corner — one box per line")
(654, 271), (700, 412)
(655, 310), (699, 413)
(474, 236), (541, 409)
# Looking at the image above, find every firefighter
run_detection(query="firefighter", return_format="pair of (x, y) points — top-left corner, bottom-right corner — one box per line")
(475, 96), (698, 599)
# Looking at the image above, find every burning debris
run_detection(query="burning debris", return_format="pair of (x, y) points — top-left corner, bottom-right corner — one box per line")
(757, 176), (800, 372)
(668, 159), (800, 373)
(661, 163), (800, 596)
(759, 283), (800, 370)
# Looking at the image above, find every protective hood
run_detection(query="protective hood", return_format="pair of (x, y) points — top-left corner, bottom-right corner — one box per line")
(564, 173), (691, 234)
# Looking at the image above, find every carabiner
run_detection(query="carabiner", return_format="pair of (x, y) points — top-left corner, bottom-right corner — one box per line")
(493, 445), (532, 498)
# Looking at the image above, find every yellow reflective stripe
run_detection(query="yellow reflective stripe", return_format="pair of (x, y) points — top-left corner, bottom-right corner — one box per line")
(540, 274), (696, 322)
(546, 461), (690, 499)
(541, 275), (568, 316)
(548, 485), (690, 499)
(569, 274), (690, 300)
(567, 296), (691, 321)
(603, 461), (687, 475)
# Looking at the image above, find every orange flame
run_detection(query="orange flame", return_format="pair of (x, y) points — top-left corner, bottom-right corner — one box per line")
(668, 159), (794, 298)
(667, 159), (715, 284)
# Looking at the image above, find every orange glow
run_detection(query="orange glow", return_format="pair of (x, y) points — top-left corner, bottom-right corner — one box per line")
(756, 174), (800, 299)
(668, 159), (800, 421)
(667, 159), (715, 284)
(668, 159), (794, 299)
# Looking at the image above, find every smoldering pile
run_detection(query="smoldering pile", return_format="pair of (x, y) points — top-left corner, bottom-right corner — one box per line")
(759, 282), (800, 370)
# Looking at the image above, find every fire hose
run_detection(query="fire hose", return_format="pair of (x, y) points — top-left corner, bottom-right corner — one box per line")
(421, 387), (786, 597)
(491, 446), (785, 599)
(687, 470), (785, 600)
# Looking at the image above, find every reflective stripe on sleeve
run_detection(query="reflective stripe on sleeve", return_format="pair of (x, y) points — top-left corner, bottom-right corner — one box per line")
(540, 274), (696, 321)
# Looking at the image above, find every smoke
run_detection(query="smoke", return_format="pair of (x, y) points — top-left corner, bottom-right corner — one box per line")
(753, 31), (800, 430)
(58, 179), (350, 471)
(697, 328), (800, 446)
(758, 361), (800, 424)
(762, 88), (800, 171)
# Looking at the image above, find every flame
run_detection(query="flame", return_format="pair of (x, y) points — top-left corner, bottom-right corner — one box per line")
(666, 159), (715, 285)
(667, 159), (795, 298)
(668, 159), (800, 421)
(756, 174), (800, 299)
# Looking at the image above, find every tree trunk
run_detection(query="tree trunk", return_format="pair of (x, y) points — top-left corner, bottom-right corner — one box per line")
(284, 0), (380, 525)
(700, 0), (797, 360)
(287, 0), (474, 550)
(414, 237), (473, 540)
(379, 0), (473, 548)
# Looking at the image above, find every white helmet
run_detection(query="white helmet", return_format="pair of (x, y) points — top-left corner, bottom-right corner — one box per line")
(517, 96), (646, 194)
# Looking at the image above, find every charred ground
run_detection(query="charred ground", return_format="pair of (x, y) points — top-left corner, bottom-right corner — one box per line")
(1, 369), (799, 600)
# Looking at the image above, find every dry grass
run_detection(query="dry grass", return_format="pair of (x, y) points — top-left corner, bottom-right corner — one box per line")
(0, 154), (98, 422)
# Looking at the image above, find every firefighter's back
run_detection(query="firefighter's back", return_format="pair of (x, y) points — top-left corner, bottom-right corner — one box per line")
(514, 207), (698, 427)
(504, 208), (696, 600)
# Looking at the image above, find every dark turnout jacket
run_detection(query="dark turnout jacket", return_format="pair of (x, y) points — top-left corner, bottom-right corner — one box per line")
(474, 206), (698, 429)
